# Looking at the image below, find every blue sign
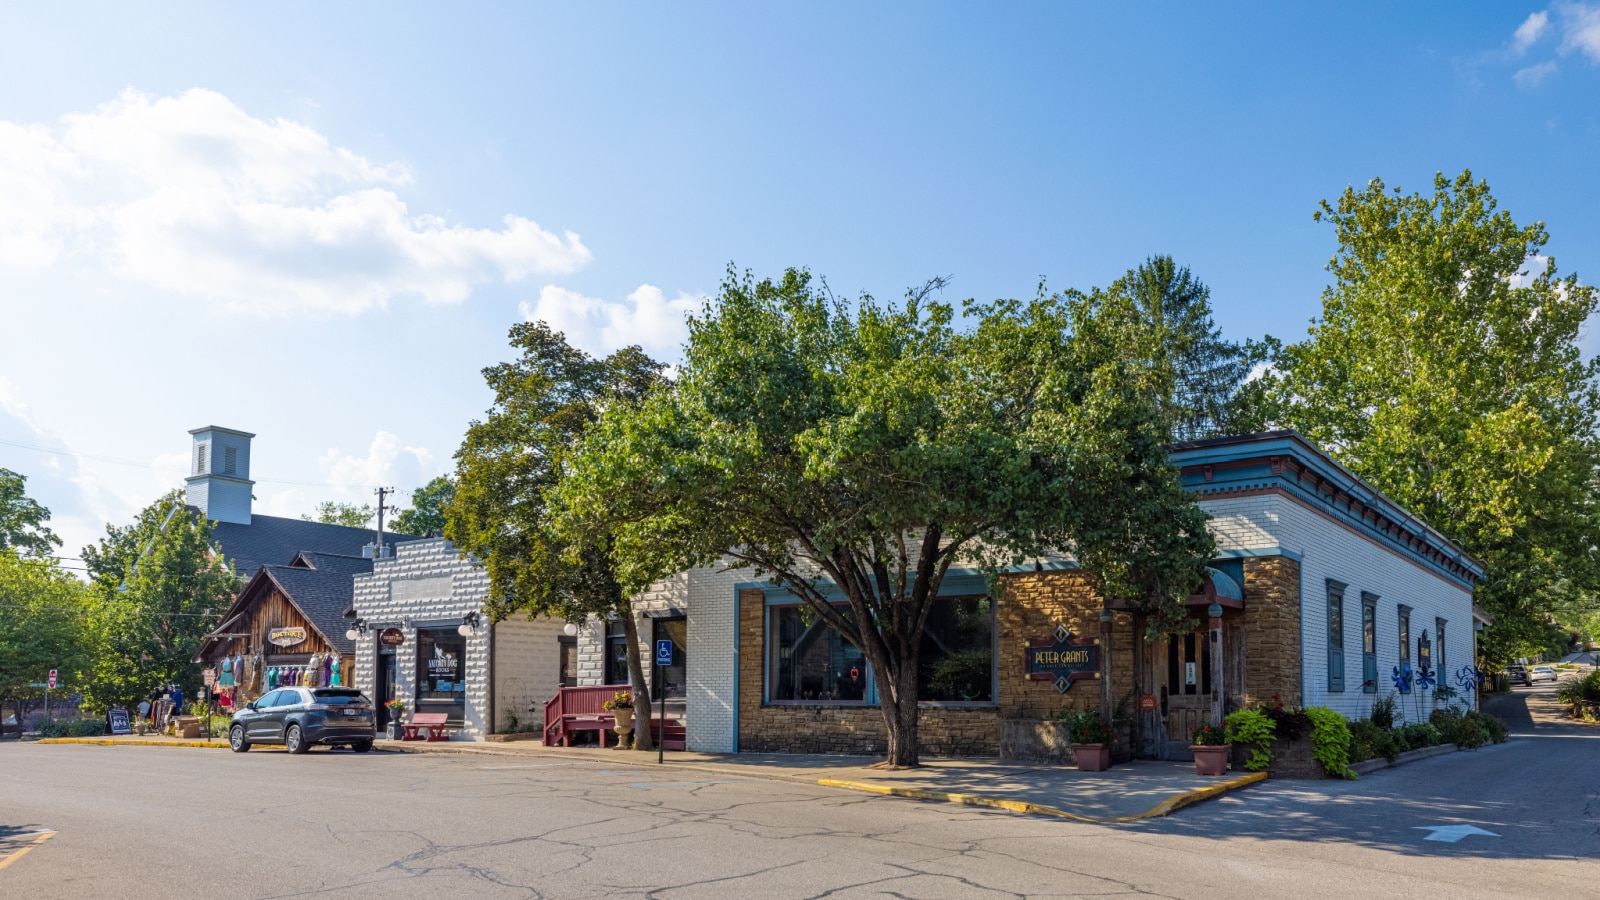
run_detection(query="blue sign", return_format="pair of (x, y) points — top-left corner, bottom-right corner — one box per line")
(655, 639), (674, 667)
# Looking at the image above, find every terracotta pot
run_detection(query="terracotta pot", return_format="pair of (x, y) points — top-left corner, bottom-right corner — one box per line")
(1190, 744), (1231, 776)
(1071, 742), (1111, 772)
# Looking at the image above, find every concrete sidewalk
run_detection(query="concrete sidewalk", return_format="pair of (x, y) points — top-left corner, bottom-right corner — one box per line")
(33, 734), (1264, 821)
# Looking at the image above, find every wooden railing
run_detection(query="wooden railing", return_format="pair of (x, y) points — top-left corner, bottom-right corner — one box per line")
(543, 685), (629, 745)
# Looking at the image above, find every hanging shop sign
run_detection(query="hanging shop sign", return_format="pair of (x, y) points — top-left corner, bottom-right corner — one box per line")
(380, 627), (405, 646)
(1024, 625), (1101, 693)
(267, 626), (307, 647)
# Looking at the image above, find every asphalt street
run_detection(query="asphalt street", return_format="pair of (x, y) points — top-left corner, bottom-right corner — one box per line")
(1, 683), (1595, 899)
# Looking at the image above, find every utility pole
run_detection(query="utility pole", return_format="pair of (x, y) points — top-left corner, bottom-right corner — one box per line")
(374, 486), (397, 559)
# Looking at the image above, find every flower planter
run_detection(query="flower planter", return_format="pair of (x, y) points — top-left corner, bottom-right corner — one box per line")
(1071, 743), (1111, 772)
(1190, 744), (1231, 776)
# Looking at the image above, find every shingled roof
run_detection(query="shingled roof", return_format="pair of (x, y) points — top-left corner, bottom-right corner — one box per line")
(196, 551), (374, 661)
(195, 508), (424, 580)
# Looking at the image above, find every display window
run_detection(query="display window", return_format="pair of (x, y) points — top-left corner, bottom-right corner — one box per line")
(416, 629), (466, 721)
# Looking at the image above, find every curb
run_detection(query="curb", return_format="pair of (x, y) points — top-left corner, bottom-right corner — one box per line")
(36, 738), (228, 749)
(817, 771), (1267, 823)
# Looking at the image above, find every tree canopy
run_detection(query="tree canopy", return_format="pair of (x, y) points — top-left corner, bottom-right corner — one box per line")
(303, 501), (375, 529)
(558, 267), (1214, 766)
(0, 467), (61, 558)
(79, 492), (239, 712)
(390, 476), (455, 536)
(1265, 171), (1600, 663)
(0, 549), (89, 732)
(448, 321), (667, 748)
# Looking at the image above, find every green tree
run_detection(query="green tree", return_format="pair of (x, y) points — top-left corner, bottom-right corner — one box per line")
(390, 476), (456, 536)
(557, 268), (1214, 767)
(1107, 256), (1271, 440)
(0, 549), (89, 735)
(79, 492), (239, 712)
(0, 467), (61, 557)
(1266, 171), (1600, 665)
(448, 321), (667, 749)
(302, 501), (375, 528)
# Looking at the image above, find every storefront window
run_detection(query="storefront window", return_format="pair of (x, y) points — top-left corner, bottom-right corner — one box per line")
(605, 621), (630, 685)
(770, 605), (869, 703)
(416, 629), (466, 721)
(918, 596), (994, 703)
(767, 597), (995, 705)
(1361, 593), (1378, 693)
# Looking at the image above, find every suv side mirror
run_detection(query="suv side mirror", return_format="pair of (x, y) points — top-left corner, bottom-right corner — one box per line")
(245, 702), (257, 711)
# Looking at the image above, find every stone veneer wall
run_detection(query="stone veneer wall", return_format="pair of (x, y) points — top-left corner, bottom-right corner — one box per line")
(736, 588), (999, 756)
(995, 570), (1137, 722)
(1241, 555), (1302, 707)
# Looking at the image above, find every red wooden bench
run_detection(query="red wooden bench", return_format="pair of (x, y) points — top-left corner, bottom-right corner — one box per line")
(544, 685), (626, 747)
(402, 712), (451, 741)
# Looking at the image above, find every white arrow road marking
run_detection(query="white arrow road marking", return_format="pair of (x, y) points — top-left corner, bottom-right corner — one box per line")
(1414, 824), (1500, 843)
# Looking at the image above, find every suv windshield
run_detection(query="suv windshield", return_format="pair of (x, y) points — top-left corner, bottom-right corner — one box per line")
(312, 689), (369, 706)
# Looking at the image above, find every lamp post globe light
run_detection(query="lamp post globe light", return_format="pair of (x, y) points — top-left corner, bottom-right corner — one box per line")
(563, 621), (578, 636)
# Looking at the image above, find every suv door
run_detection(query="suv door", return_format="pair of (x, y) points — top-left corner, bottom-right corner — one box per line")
(245, 691), (282, 741)
(266, 689), (303, 743)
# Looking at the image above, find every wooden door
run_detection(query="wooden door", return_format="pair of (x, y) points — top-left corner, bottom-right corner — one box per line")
(1157, 630), (1213, 760)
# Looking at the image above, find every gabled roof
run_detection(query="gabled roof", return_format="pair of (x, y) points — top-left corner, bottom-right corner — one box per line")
(196, 551), (373, 662)
(192, 507), (424, 579)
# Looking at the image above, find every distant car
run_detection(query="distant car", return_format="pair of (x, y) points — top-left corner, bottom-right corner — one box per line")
(229, 687), (376, 754)
(1528, 665), (1558, 684)
(1503, 664), (1529, 685)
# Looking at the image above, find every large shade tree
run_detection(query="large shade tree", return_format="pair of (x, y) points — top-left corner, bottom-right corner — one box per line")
(447, 322), (667, 749)
(79, 492), (239, 713)
(1265, 171), (1600, 664)
(0, 550), (89, 735)
(557, 268), (1215, 767)
(0, 468), (61, 558)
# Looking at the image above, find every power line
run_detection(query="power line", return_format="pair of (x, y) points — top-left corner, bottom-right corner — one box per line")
(0, 436), (384, 488)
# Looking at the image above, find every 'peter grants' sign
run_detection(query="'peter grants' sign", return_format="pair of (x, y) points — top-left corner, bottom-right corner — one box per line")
(1025, 626), (1101, 693)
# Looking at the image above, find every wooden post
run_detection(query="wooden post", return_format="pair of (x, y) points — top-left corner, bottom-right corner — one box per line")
(1209, 604), (1224, 727)
(1099, 608), (1113, 723)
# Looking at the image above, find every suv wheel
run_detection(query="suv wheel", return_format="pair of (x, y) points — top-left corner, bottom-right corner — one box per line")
(229, 724), (250, 753)
(351, 740), (373, 753)
(285, 724), (309, 754)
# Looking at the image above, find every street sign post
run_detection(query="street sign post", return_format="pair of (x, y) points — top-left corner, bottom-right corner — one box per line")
(46, 669), (57, 717)
(654, 639), (673, 765)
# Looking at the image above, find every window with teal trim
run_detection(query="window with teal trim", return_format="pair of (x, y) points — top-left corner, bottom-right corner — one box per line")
(1326, 580), (1347, 692)
(1361, 592), (1378, 692)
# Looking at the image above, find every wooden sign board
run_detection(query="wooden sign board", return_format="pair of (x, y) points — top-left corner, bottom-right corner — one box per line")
(268, 626), (307, 647)
(1024, 625), (1101, 693)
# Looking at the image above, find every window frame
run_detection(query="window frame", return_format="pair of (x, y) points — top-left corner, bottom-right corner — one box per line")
(1326, 579), (1347, 693)
(1436, 617), (1447, 682)
(1361, 592), (1378, 693)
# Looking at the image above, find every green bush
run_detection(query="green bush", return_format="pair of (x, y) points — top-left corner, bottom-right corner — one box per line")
(1465, 710), (1508, 744)
(1555, 669), (1600, 713)
(36, 718), (106, 738)
(1223, 708), (1276, 771)
(1369, 694), (1398, 730)
(1304, 706), (1357, 779)
(1397, 722), (1443, 751)
(1347, 718), (1400, 763)
(1056, 709), (1114, 744)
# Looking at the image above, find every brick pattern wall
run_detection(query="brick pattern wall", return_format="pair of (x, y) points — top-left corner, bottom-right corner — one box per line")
(736, 588), (1000, 756)
(1242, 555), (1302, 708)
(492, 615), (565, 727)
(351, 538), (495, 737)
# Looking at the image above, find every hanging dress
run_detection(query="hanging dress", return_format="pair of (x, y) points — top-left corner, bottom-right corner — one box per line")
(329, 656), (341, 686)
(322, 654), (333, 686)
(218, 656), (235, 688)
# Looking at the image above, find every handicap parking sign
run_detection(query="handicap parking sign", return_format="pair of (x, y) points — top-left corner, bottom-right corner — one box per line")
(656, 639), (674, 667)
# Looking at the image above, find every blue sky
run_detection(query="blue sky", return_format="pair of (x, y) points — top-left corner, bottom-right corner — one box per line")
(2, 2), (1597, 558)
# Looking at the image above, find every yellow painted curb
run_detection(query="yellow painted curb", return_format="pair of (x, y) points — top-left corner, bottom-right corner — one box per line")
(36, 738), (228, 749)
(818, 770), (1267, 823)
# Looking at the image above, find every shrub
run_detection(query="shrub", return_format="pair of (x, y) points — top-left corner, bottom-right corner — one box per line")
(1554, 670), (1600, 714)
(1261, 705), (1312, 740)
(1465, 710), (1508, 744)
(1224, 708), (1276, 771)
(1397, 722), (1443, 751)
(36, 718), (105, 738)
(1304, 706), (1357, 779)
(1057, 709), (1114, 744)
(1348, 718), (1400, 763)
(1190, 722), (1226, 746)
(1369, 694), (1397, 730)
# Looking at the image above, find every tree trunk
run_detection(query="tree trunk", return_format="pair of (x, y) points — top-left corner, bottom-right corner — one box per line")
(875, 658), (922, 767)
(619, 611), (654, 752)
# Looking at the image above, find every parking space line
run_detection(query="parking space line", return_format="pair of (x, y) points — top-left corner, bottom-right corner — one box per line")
(0, 831), (55, 873)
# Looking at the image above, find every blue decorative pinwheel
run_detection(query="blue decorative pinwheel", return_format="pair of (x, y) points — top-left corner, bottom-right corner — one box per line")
(1415, 665), (1436, 692)
(1391, 663), (1413, 694)
(1455, 664), (1483, 691)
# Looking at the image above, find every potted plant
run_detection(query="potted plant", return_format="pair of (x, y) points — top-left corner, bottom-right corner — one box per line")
(384, 699), (408, 740)
(1061, 709), (1114, 772)
(604, 691), (635, 746)
(1189, 722), (1230, 775)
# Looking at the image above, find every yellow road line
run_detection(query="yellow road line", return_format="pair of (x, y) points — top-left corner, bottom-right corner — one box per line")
(33, 739), (228, 746)
(0, 831), (54, 873)
(817, 770), (1267, 822)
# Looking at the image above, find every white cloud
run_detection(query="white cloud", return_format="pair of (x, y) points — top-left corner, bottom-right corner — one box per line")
(1558, 1), (1600, 61)
(1514, 11), (1551, 52)
(0, 88), (591, 315)
(315, 430), (438, 498)
(519, 283), (703, 357)
(1515, 60), (1559, 86)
